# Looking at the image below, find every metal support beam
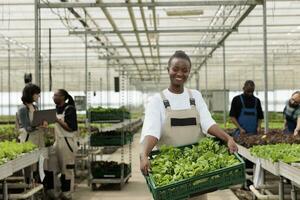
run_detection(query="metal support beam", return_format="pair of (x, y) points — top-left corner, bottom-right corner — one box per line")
(98, 55), (209, 60)
(263, 0), (269, 133)
(0, 70), (3, 115)
(34, 0), (41, 86)
(127, 0), (151, 78)
(222, 43), (227, 128)
(205, 61), (208, 100)
(88, 43), (218, 49)
(39, 1), (262, 8)
(97, 0), (144, 79)
(49, 28), (52, 91)
(195, 5), (257, 73)
(69, 28), (236, 35)
(195, 71), (199, 91)
(99, 78), (102, 107)
(85, 12), (88, 113)
(8, 43), (11, 116)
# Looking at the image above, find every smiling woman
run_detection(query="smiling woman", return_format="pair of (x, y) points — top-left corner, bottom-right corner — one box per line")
(140, 50), (238, 200)
(167, 50), (191, 93)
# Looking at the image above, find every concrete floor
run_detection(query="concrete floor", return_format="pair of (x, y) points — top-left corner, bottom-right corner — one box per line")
(73, 133), (239, 200)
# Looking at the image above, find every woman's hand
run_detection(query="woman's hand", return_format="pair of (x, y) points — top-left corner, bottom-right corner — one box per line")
(140, 154), (151, 176)
(227, 137), (238, 153)
(294, 128), (300, 136)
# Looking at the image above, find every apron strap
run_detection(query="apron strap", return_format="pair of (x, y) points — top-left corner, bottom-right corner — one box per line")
(64, 137), (74, 153)
(239, 95), (245, 108)
(160, 92), (171, 109)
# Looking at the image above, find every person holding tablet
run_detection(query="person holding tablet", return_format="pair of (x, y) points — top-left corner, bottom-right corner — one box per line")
(17, 83), (47, 146)
(16, 83), (48, 184)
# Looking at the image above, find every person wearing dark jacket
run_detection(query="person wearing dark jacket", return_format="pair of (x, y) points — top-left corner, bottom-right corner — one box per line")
(229, 80), (264, 136)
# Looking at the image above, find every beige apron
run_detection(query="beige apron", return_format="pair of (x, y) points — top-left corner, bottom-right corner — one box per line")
(18, 109), (45, 182)
(54, 107), (78, 198)
(18, 110), (45, 148)
(157, 89), (207, 200)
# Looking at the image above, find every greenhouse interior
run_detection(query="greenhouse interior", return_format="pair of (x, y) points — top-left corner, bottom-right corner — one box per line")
(1, 0), (300, 200)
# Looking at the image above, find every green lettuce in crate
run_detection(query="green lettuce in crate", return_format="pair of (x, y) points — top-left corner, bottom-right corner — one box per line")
(150, 138), (240, 187)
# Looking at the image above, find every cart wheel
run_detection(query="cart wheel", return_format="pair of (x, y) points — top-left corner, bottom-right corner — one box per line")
(91, 183), (97, 191)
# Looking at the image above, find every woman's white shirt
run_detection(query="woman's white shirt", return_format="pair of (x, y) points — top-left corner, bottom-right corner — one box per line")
(140, 88), (216, 143)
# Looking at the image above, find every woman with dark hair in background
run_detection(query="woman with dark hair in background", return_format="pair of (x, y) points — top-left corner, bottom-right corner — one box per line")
(17, 83), (47, 184)
(17, 83), (47, 146)
(50, 89), (78, 200)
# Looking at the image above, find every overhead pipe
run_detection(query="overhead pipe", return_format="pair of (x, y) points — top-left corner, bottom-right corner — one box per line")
(192, 4), (257, 79)
(138, 0), (158, 83)
(38, 1), (261, 9)
(127, 0), (151, 78)
(96, 0), (143, 80)
(151, 0), (162, 81)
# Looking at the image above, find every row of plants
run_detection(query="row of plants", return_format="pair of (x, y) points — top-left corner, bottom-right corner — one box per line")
(0, 140), (37, 165)
(250, 143), (300, 163)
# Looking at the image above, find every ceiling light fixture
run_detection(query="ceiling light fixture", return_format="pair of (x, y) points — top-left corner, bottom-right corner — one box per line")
(165, 9), (204, 16)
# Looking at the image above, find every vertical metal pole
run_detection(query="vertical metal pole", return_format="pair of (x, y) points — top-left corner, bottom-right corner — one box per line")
(84, 11), (88, 113)
(99, 78), (102, 107)
(195, 71), (199, 91)
(2, 179), (8, 200)
(279, 176), (284, 200)
(49, 28), (52, 91)
(41, 58), (45, 109)
(8, 43), (11, 116)
(205, 61), (208, 99)
(291, 183), (297, 200)
(34, 0), (40, 86)
(63, 67), (66, 89)
(106, 49), (110, 107)
(263, 0), (269, 133)
(1, 70), (3, 115)
(223, 43), (227, 128)
(272, 52), (276, 112)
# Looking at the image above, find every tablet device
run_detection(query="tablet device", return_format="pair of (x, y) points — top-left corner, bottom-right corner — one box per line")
(32, 109), (57, 126)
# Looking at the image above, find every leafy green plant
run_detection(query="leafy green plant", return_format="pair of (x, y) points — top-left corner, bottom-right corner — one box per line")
(0, 140), (37, 165)
(150, 138), (240, 187)
(250, 143), (300, 163)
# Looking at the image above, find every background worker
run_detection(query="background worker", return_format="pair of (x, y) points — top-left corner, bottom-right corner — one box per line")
(52, 89), (78, 200)
(283, 91), (300, 135)
(229, 80), (264, 136)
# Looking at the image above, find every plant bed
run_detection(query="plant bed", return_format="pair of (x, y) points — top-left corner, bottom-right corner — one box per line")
(234, 130), (300, 148)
